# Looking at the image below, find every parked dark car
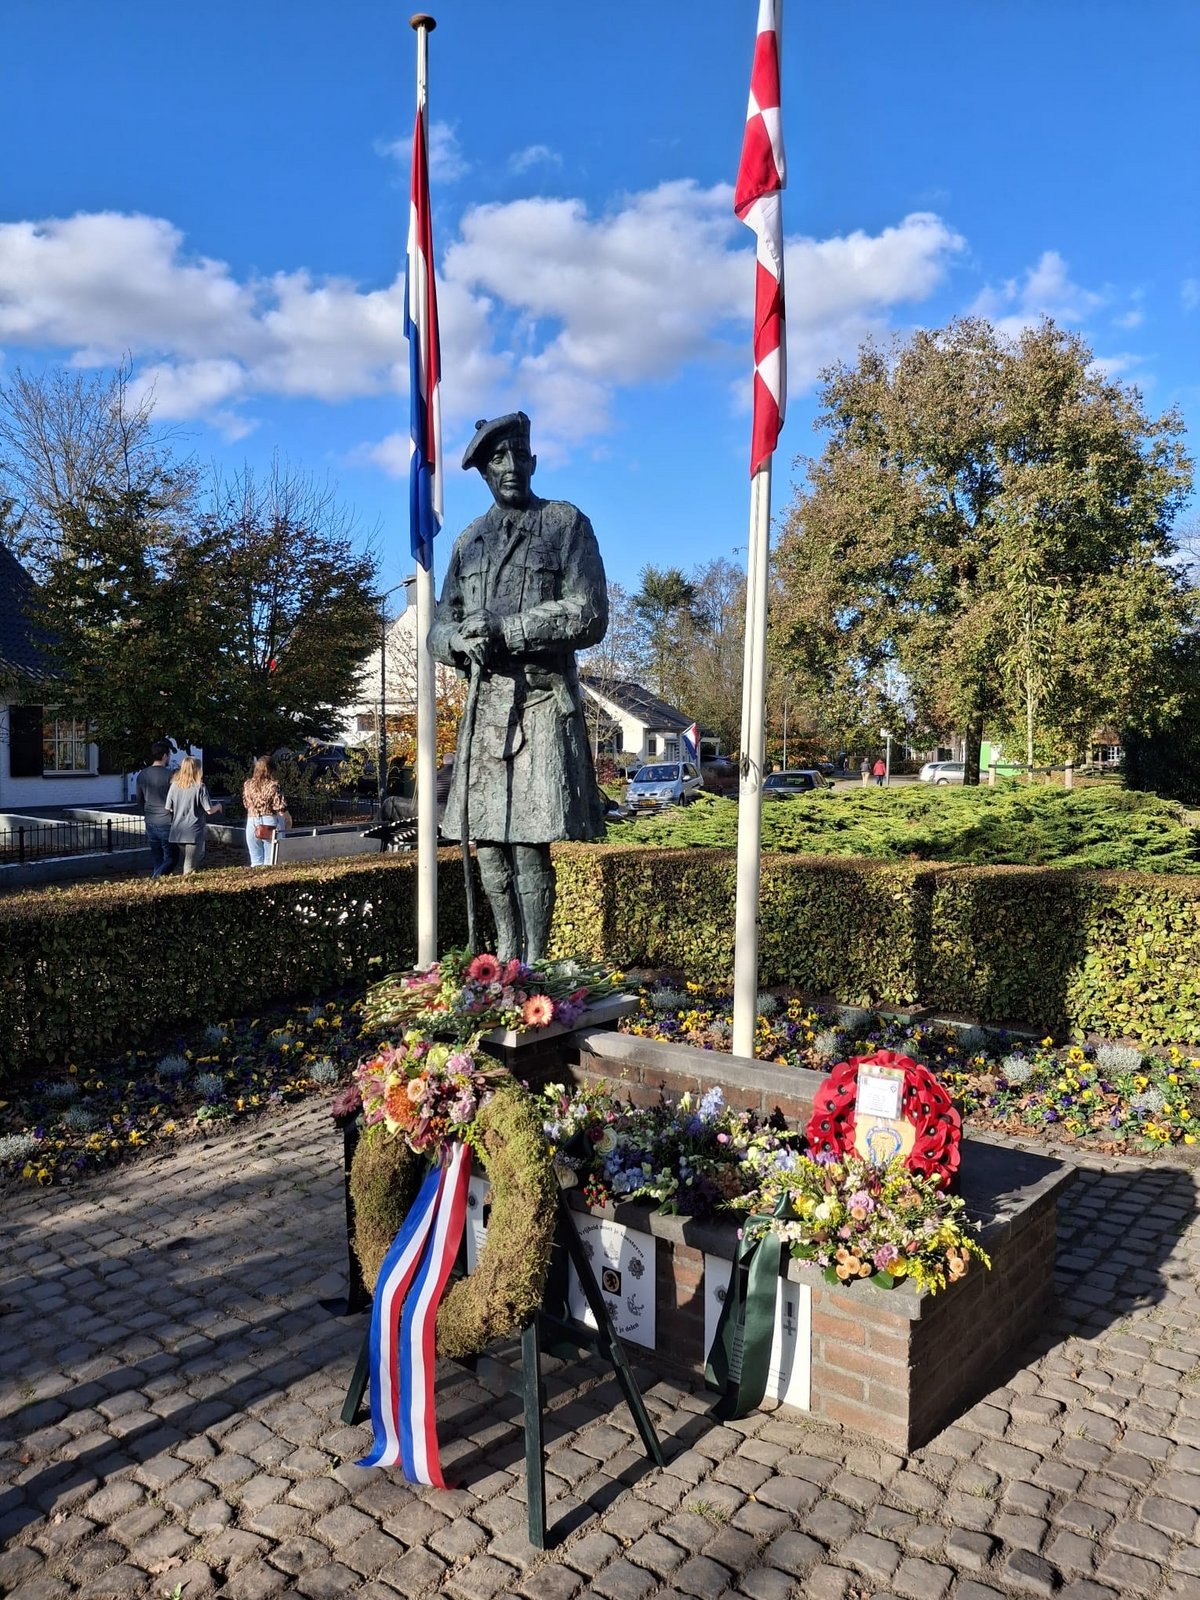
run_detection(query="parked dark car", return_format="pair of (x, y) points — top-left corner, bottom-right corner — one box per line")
(701, 757), (740, 796)
(762, 768), (832, 798)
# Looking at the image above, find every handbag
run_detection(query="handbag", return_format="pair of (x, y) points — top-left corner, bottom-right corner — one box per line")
(254, 822), (276, 841)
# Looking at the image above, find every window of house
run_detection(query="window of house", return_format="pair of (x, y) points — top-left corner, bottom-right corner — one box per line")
(42, 715), (94, 774)
(646, 735), (657, 757)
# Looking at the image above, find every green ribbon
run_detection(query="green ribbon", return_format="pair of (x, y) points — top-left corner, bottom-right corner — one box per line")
(704, 1204), (786, 1420)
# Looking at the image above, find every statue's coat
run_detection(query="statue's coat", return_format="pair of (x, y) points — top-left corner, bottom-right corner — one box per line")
(429, 494), (608, 844)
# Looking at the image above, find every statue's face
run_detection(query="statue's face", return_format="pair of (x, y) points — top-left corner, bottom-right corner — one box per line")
(483, 436), (536, 509)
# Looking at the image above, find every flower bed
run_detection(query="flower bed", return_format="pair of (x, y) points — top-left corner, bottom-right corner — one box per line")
(620, 985), (1200, 1152)
(0, 995), (368, 1190)
(7, 968), (1198, 1198)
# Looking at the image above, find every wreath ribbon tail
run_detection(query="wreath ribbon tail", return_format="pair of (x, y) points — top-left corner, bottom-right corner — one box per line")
(705, 1215), (782, 1421)
(398, 1140), (472, 1487)
(358, 1159), (447, 1469)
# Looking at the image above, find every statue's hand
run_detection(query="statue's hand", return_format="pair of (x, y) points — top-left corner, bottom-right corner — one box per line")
(456, 609), (501, 666)
(450, 629), (491, 669)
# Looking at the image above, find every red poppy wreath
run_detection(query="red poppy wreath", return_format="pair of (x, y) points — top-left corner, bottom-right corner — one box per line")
(805, 1049), (962, 1187)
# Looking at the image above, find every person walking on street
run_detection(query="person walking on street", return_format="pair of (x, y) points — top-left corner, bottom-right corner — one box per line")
(136, 740), (177, 878)
(242, 756), (290, 867)
(860, 757), (870, 787)
(873, 757), (887, 787)
(165, 755), (223, 875)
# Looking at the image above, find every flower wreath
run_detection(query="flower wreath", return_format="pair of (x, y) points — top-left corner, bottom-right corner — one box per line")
(805, 1049), (962, 1187)
(348, 1071), (557, 1360)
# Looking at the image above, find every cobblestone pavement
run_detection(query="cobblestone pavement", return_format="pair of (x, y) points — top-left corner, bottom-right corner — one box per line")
(3, 1100), (1200, 1600)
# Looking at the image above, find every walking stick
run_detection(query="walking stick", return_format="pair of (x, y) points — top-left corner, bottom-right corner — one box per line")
(459, 658), (483, 953)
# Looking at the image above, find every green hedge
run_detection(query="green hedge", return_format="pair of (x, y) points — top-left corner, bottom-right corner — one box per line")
(924, 865), (1200, 1039)
(0, 851), (471, 1079)
(6, 846), (1200, 1079)
(550, 846), (927, 1002)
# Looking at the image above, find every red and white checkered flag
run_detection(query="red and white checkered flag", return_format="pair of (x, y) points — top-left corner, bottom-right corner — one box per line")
(735, 0), (786, 477)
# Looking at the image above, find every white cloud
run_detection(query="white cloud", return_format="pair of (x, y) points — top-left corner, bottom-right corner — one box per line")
(1112, 307), (1143, 330)
(0, 195), (965, 472)
(970, 249), (1106, 338)
(1087, 350), (1145, 381)
(509, 144), (562, 175)
(376, 120), (470, 185)
(429, 122), (470, 184)
(1183, 279), (1200, 312)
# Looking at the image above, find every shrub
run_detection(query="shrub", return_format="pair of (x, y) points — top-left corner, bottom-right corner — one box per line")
(923, 866), (1200, 1039)
(606, 785), (1200, 873)
(6, 839), (1200, 1081)
(0, 850), (471, 1083)
(550, 845), (929, 1002)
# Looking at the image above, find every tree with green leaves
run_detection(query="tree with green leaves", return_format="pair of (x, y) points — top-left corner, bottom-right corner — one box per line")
(2, 369), (381, 769)
(631, 564), (705, 702)
(771, 318), (1194, 780)
(199, 460), (380, 757)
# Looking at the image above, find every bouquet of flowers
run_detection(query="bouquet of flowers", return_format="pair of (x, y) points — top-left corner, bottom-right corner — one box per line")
(353, 1037), (500, 1156)
(364, 949), (621, 1045)
(538, 1082), (806, 1221)
(752, 1152), (989, 1295)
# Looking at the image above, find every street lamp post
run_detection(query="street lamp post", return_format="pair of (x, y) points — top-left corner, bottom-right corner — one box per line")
(379, 578), (418, 813)
(880, 728), (893, 788)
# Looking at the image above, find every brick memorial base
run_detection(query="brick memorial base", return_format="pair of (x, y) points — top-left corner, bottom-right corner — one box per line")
(478, 1011), (1074, 1454)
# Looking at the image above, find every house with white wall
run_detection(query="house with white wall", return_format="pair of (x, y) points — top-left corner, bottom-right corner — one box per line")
(0, 546), (125, 810)
(333, 601), (458, 747)
(580, 676), (716, 766)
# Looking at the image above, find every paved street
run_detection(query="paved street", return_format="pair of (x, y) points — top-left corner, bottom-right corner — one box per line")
(3, 1100), (1200, 1600)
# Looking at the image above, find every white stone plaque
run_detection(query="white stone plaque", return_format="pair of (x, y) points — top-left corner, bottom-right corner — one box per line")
(464, 1174), (491, 1274)
(703, 1253), (811, 1410)
(568, 1218), (656, 1349)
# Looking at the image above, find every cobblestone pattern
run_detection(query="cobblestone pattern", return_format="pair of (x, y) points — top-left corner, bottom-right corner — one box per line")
(3, 1101), (1200, 1600)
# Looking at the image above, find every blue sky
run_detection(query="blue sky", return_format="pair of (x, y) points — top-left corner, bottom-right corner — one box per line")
(2, 1), (1196, 598)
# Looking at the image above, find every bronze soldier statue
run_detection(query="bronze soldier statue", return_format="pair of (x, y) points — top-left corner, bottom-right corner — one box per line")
(429, 412), (608, 962)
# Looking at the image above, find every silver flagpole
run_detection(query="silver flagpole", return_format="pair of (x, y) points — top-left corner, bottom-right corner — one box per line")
(731, 461), (771, 1059)
(412, 12), (438, 968)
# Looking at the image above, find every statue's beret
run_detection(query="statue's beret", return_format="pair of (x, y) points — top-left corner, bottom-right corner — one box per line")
(462, 411), (531, 472)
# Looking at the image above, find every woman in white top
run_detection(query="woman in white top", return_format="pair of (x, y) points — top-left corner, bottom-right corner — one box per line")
(165, 755), (223, 876)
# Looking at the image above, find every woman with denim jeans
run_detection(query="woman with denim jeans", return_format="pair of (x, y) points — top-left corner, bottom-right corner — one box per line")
(242, 755), (290, 867)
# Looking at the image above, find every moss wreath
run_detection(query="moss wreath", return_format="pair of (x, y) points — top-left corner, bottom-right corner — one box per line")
(348, 1077), (558, 1361)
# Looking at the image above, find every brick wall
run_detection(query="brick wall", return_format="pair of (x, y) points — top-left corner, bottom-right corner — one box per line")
(543, 1024), (1073, 1454)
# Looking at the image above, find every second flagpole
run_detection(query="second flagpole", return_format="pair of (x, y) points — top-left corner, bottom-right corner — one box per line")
(412, 11), (438, 969)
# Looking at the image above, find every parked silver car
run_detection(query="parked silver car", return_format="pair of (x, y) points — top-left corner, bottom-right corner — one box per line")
(918, 761), (965, 785)
(625, 761), (703, 809)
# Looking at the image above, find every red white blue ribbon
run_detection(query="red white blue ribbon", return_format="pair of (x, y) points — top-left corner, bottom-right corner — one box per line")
(358, 1141), (472, 1484)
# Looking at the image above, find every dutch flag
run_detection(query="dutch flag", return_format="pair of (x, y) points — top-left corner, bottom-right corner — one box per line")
(405, 103), (442, 571)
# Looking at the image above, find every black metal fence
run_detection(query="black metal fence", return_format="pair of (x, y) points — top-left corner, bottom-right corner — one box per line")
(0, 816), (147, 865)
(222, 797), (382, 829)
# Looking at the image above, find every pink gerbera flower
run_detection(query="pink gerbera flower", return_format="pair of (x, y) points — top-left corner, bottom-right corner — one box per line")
(468, 953), (502, 983)
(522, 994), (555, 1028)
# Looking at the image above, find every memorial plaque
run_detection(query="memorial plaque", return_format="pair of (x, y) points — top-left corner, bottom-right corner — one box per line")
(568, 1218), (656, 1349)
